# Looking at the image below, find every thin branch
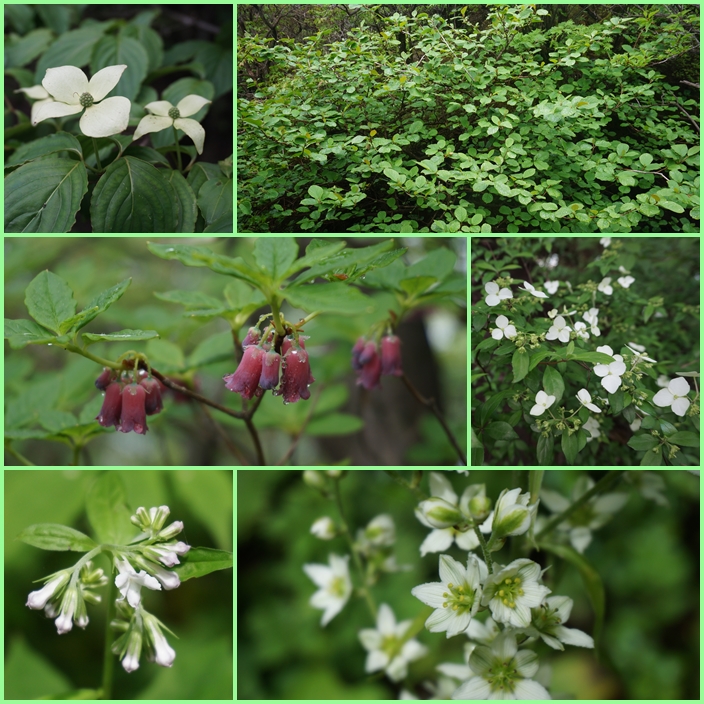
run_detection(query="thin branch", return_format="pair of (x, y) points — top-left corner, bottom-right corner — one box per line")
(277, 386), (322, 465)
(402, 374), (467, 465)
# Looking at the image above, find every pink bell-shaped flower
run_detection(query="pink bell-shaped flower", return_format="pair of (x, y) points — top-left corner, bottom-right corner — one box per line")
(119, 384), (148, 434)
(281, 344), (314, 403)
(139, 377), (164, 416)
(357, 341), (382, 390)
(381, 335), (403, 376)
(351, 337), (366, 371)
(259, 349), (282, 390)
(96, 382), (123, 428)
(224, 345), (265, 400)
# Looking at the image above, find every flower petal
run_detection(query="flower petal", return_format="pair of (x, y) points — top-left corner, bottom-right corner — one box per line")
(133, 114), (174, 140)
(174, 117), (206, 154)
(669, 377), (691, 396)
(88, 64), (127, 101)
(176, 94), (211, 117)
(671, 397), (690, 417)
(600, 374), (622, 394)
(42, 66), (87, 104)
(31, 100), (83, 125)
(144, 100), (174, 117)
(80, 97), (130, 137)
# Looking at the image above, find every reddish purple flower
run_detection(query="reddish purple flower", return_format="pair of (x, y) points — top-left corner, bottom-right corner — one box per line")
(139, 377), (164, 415)
(119, 384), (148, 435)
(281, 346), (314, 403)
(242, 327), (260, 348)
(224, 345), (265, 400)
(351, 337), (366, 371)
(95, 367), (114, 391)
(259, 350), (282, 390)
(96, 382), (123, 428)
(357, 347), (382, 390)
(381, 335), (403, 376)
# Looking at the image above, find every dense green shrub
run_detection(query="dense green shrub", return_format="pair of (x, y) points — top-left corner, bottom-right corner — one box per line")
(238, 4), (700, 233)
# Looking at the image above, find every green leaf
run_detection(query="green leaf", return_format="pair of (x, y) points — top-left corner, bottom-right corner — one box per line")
(173, 547), (233, 581)
(253, 238), (299, 281)
(666, 431), (700, 448)
(91, 157), (178, 232)
(536, 434), (554, 465)
(512, 349), (529, 383)
(35, 26), (106, 82)
(399, 276), (437, 296)
(528, 348), (553, 371)
(283, 239), (347, 278)
(627, 433), (659, 451)
(609, 389), (624, 414)
(24, 271), (76, 333)
(659, 201), (684, 213)
(60, 278), (132, 334)
(485, 421), (518, 441)
(90, 34), (149, 101)
(285, 282), (375, 315)
(155, 290), (223, 311)
(542, 366), (565, 406)
(146, 339), (185, 371)
(471, 426), (484, 466)
(307, 413), (365, 436)
(479, 390), (513, 426)
(4, 158), (88, 233)
(643, 305), (654, 323)
(640, 447), (663, 465)
(197, 177), (233, 227)
(5, 132), (83, 167)
(86, 473), (134, 546)
(4, 318), (56, 348)
(147, 242), (267, 288)
(565, 340), (575, 357)
(82, 329), (160, 345)
(166, 170), (197, 233)
(570, 351), (615, 365)
(4, 27), (54, 68)
(406, 247), (457, 281)
(639, 153), (654, 167)
(17, 523), (97, 552)
(561, 430), (579, 465)
(455, 206), (467, 222)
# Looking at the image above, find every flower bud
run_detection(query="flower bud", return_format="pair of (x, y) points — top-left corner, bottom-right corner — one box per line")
(95, 367), (114, 390)
(224, 345), (265, 400)
(139, 377), (164, 415)
(310, 517), (336, 540)
(459, 484), (492, 521)
(490, 488), (534, 539)
(415, 497), (463, 529)
(303, 470), (325, 489)
(242, 327), (261, 348)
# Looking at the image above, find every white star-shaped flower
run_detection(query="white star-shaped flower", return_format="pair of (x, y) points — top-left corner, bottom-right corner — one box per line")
(114, 558), (161, 608)
(32, 65), (131, 137)
(520, 281), (548, 298)
(303, 554), (352, 626)
(653, 377), (691, 417)
(577, 388), (601, 413)
(545, 315), (571, 343)
(484, 281), (512, 307)
(491, 315), (517, 340)
(134, 94), (212, 154)
(529, 390), (556, 416)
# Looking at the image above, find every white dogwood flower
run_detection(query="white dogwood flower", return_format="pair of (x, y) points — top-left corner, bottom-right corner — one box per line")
(583, 416), (601, 442)
(545, 315), (571, 343)
(520, 281), (548, 298)
(573, 321), (590, 340)
(32, 65), (130, 137)
(594, 346), (626, 393)
(529, 390), (556, 416)
(577, 388), (601, 413)
(544, 280), (560, 294)
(582, 307), (601, 336)
(133, 94), (212, 154)
(597, 277), (613, 295)
(303, 554), (352, 626)
(491, 315), (517, 340)
(618, 275), (635, 288)
(484, 281), (513, 307)
(653, 377), (691, 417)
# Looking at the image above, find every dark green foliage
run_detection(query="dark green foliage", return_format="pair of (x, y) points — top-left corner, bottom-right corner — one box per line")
(238, 5), (699, 233)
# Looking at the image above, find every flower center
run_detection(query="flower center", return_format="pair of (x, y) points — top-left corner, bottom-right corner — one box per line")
(329, 576), (347, 598)
(79, 92), (94, 108)
(486, 657), (519, 694)
(497, 577), (524, 608)
(442, 581), (475, 614)
(168, 107), (181, 120)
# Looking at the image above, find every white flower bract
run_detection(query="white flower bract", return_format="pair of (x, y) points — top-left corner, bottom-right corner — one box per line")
(577, 388), (601, 413)
(491, 315), (517, 340)
(520, 281), (548, 298)
(484, 281), (513, 307)
(529, 390), (556, 417)
(545, 315), (571, 343)
(652, 376), (691, 416)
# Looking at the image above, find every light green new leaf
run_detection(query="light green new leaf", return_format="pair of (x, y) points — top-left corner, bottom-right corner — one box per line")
(285, 282), (374, 315)
(82, 329), (160, 345)
(4, 158), (88, 233)
(24, 270), (76, 333)
(91, 157), (178, 232)
(283, 239), (347, 279)
(4, 318), (57, 349)
(60, 278), (132, 334)
(86, 473), (133, 546)
(173, 547), (233, 581)
(253, 238), (299, 281)
(307, 413), (364, 436)
(17, 523), (96, 552)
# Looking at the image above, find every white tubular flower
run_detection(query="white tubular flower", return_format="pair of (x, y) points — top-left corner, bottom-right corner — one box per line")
(115, 559), (162, 608)
(143, 541), (190, 567)
(522, 596), (594, 651)
(143, 611), (176, 668)
(133, 95), (212, 154)
(26, 572), (70, 610)
(416, 497), (463, 529)
(55, 587), (79, 634)
(303, 554), (352, 626)
(32, 65), (130, 137)
(653, 377), (691, 417)
(358, 603), (428, 682)
(363, 514), (396, 547)
(545, 315), (571, 343)
(311, 517), (336, 540)
(411, 554), (487, 638)
(618, 275), (635, 288)
(452, 631), (551, 700)
(597, 277), (613, 295)
(491, 314), (517, 340)
(577, 388), (601, 413)
(484, 281), (513, 306)
(121, 628), (143, 673)
(484, 488), (534, 540)
(520, 281), (548, 298)
(529, 390), (556, 417)
(481, 559), (550, 629)
(544, 280), (560, 294)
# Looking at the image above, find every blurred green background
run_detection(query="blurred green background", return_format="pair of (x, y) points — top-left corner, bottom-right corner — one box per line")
(4, 237), (466, 466)
(4, 469), (233, 700)
(237, 469), (699, 700)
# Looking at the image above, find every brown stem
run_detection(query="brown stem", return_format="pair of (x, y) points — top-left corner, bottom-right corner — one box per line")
(402, 374), (467, 465)
(276, 385), (322, 465)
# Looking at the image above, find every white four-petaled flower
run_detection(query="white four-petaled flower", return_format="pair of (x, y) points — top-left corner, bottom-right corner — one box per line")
(545, 315), (571, 343)
(520, 281), (548, 298)
(618, 275), (635, 288)
(529, 390), (555, 416)
(577, 388), (601, 413)
(484, 281), (513, 307)
(593, 345), (626, 394)
(32, 64), (131, 137)
(491, 315), (517, 340)
(652, 377), (691, 417)
(597, 277), (613, 295)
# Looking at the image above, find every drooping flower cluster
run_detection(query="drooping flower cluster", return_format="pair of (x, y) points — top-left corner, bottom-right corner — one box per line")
(351, 334), (403, 390)
(25, 505), (190, 673)
(224, 327), (314, 403)
(95, 368), (165, 435)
